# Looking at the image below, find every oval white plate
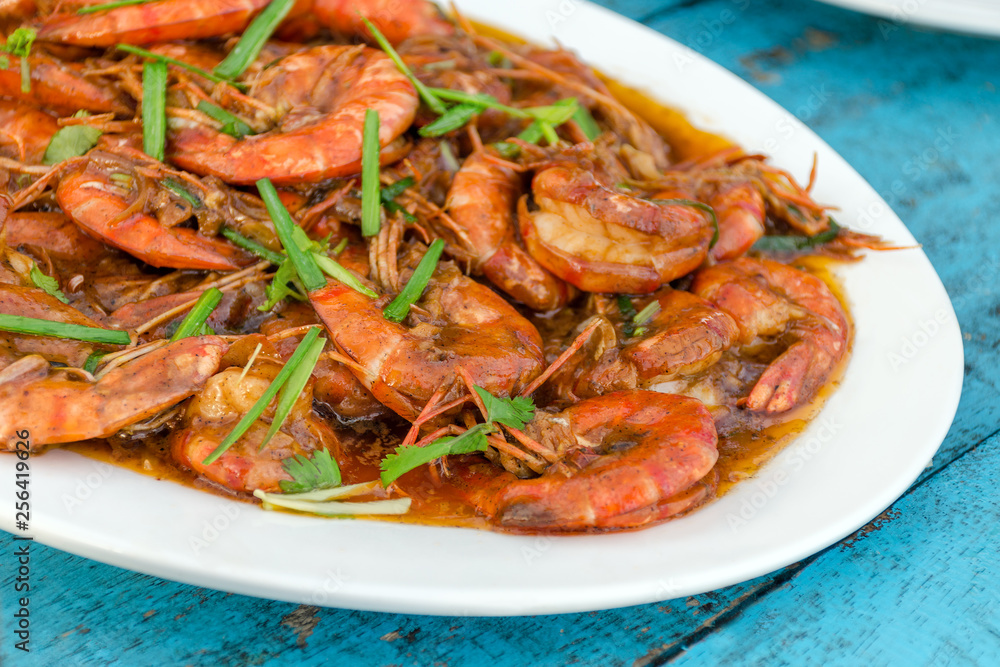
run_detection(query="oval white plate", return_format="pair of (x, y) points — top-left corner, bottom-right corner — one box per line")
(0, 0), (963, 616)
(814, 0), (1000, 38)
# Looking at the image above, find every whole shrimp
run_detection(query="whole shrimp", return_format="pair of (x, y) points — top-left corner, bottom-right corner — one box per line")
(445, 149), (572, 311)
(311, 262), (545, 422)
(519, 165), (714, 294)
(0, 336), (226, 449)
(691, 257), (850, 413)
(168, 45), (418, 185)
(0, 53), (128, 115)
(450, 391), (718, 532)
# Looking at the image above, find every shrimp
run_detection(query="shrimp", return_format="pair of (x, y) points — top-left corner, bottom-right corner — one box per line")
(0, 53), (128, 115)
(310, 263), (545, 422)
(313, 0), (453, 45)
(4, 211), (116, 262)
(170, 338), (340, 494)
(168, 45), (418, 185)
(54, 152), (255, 271)
(0, 100), (58, 164)
(451, 391), (718, 532)
(0, 336), (226, 449)
(691, 257), (849, 413)
(33, 0), (271, 47)
(705, 182), (765, 261)
(445, 149), (572, 311)
(518, 165), (714, 294)
(553, 289), (740, 401)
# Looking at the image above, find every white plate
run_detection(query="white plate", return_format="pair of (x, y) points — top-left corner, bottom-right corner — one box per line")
(0, 0), (963, 616)
(814, 0), (1000, 38)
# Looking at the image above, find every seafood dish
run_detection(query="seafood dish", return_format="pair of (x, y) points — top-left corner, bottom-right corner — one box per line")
(0, 0), (888, 534)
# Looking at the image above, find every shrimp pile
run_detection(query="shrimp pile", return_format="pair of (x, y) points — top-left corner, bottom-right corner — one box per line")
(0, 0), (877, 534)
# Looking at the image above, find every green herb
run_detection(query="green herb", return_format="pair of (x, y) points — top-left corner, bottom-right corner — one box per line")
(382, 238), (444, 323)
(361, 15), (446, 115)
(83, 351), (106, 374)
(109, 172), (132, 186)
(170, 288), (221, 341)
(1, 28), (36, 93)
(380, 177), (417, 223)
(213, 0), (295, 81)
(222, 227), (285, 265)
(201, 327), (321, 465)
(77, 0), (160, 14)
(439, 140), (460, 171)
(380, 424), (490, 486)
(162, 178), (200, 207)
(492, 141), (520, 159)
(361, 108), (382, 237)
(278, 449), (341, 494)
(473, 386), (535, 430)
(43, 119), (102, 165)
(419, 103), (480, 137)
(313, 253), (378, 298)
(650, 198), (719, 248)
(116, 44), (246, 91)
(259, 258), (305, 312)
(29, 264), (68, 304)
(0, 314), (130, 345)
(751, 219), (842, 252)
(195, 100), (254, 139)
(141, 60), (167, 161)
(259, 333), (325, 451)
(618, 295), (639, 336)
(257, 178), (326, 292)
(254, 488), (411, 516)
(632, 300), (661, 337)
(572, 105), (601, 141)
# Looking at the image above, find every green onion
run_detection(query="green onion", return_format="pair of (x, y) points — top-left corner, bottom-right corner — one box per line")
(428, 88), (527, 117)
(77, 0), (161, 14)
(257, 178), (326, 292)
(361, 108), (381, 237)
(331, 238), (348, 256)
(170, 288), (222, 341)
(83, 351), (106, 374)
(116, 44), (247, 91)
(213, 0), (295, 81)
(517, 122), (544, 145)
(617, 295), (638, 336)
(0, 315), (130, 345)
(439, 141), (460, 171)
(313, 254), (378, 298)
(382, 238), (444, 323)
(195, 100), (254, 139)
(632, 300), (661, 337)
(539, 121), (559, 145)
(201, 327), (321, 465)
(259, 333), (325, 450)
(162, 178), (200, 207)
(572, 105), (601, 141)
(222, 227), (285, 265)
(1, 28), (36, 93)
(751, 219), (843, 252)
(141, 60), (167, 161)
(361, 15), (446, 115)
(419, 103), (479, 137)
(381, 176), (414, 202)
(650, 198), (719, 248)
(254, 490), (412, 516)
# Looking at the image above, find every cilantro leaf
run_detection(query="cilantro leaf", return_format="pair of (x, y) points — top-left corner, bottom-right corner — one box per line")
(259, 258), (306, 312)
(473, 386), (535, 430)
(30, 264), (68, 304)
(279, 449), (342, 494)
(43, 124), (102, 165)
(380, 424), (490, 486)
(752, 218), (842, 252)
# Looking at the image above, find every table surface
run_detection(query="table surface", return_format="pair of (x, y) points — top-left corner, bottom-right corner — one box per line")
(3, 1), (999, 665)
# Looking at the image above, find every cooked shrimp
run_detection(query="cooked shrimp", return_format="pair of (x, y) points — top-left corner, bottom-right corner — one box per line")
(691, 257), (849, 413)
(445, 149), (572, 311)
(0, 336), (226, 449)
(554, 289), (739, 400)
(54, 153), (254, 271)
(314, 0), (453, 45)
(311, 263), (545, 421)
(0, 54), (128, 115)
(519, 165), (714, 293)
(0, 100), (57, 164)
(170, 339), (340, 494)
(4, 211), (117, 262)
(33, 0), (271, 47)
(168, 45), (418, 185)
(706, 182), (765, 261)
(452, 391), (718, 532)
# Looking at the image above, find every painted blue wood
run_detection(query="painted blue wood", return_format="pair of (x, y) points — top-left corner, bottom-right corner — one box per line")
(2, 0), (999, 665)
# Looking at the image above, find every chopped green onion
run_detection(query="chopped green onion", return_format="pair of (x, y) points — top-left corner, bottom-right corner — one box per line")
(539, 121), (559, 145)
(525, 98), (579, 126)
(331, 238), (348, 256)
(313, 253), (378, 299)
(255, 490), (412, 516)
(109, 172), (132, 186)
(1, 28), (36, 93)
(492, 141), (520, 159)
(141, 60), (167, 161)
(361, 15), (446, 115)
(83, 351), (106, 374)
(259, 334), (325, 451)
(382, 238), (444, 322)
(257, 178), (326, 292)
(77, 0), (161, 14)
(195, 100), (254, 139)
(222, 227), (285, 265)
(278, 450), (343, 494)
(213, 0), (295, 81)
(381, 176), (414, 202)
(361, 108), (381, 237)
(29, 264), (68, 304)
(517, 121), (544, 145)
(170, 288), (222, 341)
(162, 178), (200, 207)
(572, 105), (602, 141)
(617, 295), (639, 336)
(0, 314), (130, 345)
(650, 198), (719, 248)
(631, 300), (661, 337)
(116, 44), (246, 91)
(419, 103), (480, 137)
(751, 219), (842, 252)
(201, 326), (321, 465)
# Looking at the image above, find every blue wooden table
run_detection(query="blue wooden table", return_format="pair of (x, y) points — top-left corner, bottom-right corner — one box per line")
(3, 1), (999, 664)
